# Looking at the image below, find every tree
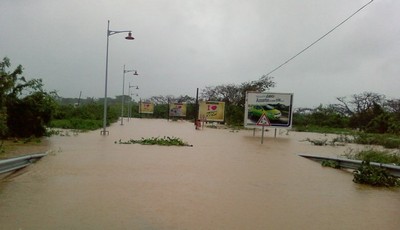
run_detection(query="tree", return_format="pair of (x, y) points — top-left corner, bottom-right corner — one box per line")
(293, 105), (348, 128)
(335, 92), (386, 130)
(200, 75), (276, 125)
(0, 57), (21, 136)
(336, 92), (386, 116)
(0, 57), (57, 138)
(201, 75), (276, 106)
(148, 95), (174, 104)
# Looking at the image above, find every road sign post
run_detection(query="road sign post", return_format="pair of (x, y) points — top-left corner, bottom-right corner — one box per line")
(256, 113), (271, 144)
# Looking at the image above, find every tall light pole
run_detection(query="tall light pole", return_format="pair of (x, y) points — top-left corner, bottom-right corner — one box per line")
(121, 65), (138, 125)
(128, 83), (139, 121)
(101, 20), (134, 135)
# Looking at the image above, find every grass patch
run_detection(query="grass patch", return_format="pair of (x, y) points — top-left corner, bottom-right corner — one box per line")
(352, 133), (400, 149)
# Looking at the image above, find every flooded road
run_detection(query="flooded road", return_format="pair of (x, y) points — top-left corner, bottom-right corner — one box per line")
(1, 118), (399, 229)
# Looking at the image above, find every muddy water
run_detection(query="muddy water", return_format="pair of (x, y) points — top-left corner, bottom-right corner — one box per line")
(0, 119), (399, 229)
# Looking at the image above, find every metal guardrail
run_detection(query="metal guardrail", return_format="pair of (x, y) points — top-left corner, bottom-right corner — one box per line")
(299, 154), (400, 177)
(0, 152), (47, 174)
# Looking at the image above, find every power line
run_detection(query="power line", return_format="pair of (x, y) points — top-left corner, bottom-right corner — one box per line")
(266, 0), (374, 76)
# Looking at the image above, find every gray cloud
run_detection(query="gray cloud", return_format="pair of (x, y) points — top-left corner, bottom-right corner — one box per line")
(1, 0), (398, 108)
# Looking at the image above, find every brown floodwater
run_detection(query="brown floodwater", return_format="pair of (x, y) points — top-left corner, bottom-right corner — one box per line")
(0, 119), (399, 229)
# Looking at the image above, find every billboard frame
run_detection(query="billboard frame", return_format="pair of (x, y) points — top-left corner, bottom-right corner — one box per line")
(244, 92), (294, 129)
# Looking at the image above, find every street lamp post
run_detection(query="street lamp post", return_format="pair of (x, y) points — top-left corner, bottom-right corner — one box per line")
(101, 20), (134, 135)
(128, 83), (139, 121)
(121, 65), (138, 125)
(129, 93), (139, 120)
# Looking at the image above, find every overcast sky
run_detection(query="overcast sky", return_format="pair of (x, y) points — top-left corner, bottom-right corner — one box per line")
(1, 0), (398, 108)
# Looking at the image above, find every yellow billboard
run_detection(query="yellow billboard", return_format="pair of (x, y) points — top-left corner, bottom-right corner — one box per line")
(169, 103), (187, 117)
(198, 101), (225, 122)
(139, 102), (154, 114)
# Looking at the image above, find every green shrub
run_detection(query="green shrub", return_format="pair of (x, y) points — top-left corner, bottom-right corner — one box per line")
(321, 160), (340, 169)
(353, 161), (399, 187)
(49, 119), (102, 130)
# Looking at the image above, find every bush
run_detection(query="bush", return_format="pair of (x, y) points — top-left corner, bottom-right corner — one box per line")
(321, 160), (341, 169)
(353, 161), (399, 187)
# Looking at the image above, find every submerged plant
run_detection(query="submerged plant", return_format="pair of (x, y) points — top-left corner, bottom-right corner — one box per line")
(353, 161), (400, 187)
(321, 160), (341, 169)
(303, 138), (328, 146)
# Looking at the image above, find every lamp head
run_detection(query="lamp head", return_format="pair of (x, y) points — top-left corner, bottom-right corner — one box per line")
(125, 32), (134, 40)
(133, 70), (138, 75)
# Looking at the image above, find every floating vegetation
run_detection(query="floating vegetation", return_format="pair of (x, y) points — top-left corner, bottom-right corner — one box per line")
(302, 138), (328, 146)
(116, 136), (192, 147)
(302, 136), (349, 146)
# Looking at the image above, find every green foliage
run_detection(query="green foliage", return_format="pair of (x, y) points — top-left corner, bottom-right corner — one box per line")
(184, 103), (196, 120)
(0, 140), (4, 154)
(0, 109), (8, 137)
(293, 105), (349, 129)
(1, 57), (57, 138)
(365, 113), (391, 134)
(225, 104), (244, 126)
(343, 149), (400, 166)
(117, 136), (192, 147)
(49, 119), (102, 130)
(321, 160), (341, 169)
(54, 103), (103, 120)
(294, 92), (400, 135)
(353, 161), (399, 187)
(51, 102), (120, 130)
(7, 91), (57, 137)
(153, 104), (168, 118)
